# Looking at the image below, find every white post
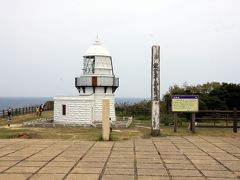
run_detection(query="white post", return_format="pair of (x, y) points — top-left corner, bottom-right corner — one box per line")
(151, 45), (160, 136)
(102, 98), (110, 140)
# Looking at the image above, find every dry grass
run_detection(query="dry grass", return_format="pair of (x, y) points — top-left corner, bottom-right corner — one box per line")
(0, 113), (239, 140)
(0, 111), (53, 126)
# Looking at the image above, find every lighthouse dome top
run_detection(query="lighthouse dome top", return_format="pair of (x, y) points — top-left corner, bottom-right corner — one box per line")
(84, 40), (111, 57)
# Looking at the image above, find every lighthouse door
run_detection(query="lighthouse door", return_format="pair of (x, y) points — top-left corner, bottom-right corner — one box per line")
(92, 76), (97, 86)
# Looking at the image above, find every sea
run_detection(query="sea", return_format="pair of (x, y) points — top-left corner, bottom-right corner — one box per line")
(0, 97), (149, 110)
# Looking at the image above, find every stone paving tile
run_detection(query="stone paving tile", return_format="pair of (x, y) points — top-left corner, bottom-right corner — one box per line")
(191, 159), (219, 165)
(163, 159), (191, 164)
(53, 156), (80, 162)
(136, 152), (158, 155)
(172, 177), (205, 180)
(82, 157), (108, 162)
(16, 161), (46, 167)
(71, 167), (102, 174)
(169, 169), (203, 177)
(112, 151), (133, 155)
(0, 167), (8, 172)
(107, 162), (134, 168)
(234, 154), (240, 158)
(5, 166), (41, 173)
(220, 160), (240, 171)
(85, 153), (109, 158)
(38, 166), (72, 174)
(102, 175), (134, 180)
(183, 152), (207, 156)
(137, 168), (168, 176)
(195, 164), (227, 171)
(138, 176), (170, 180)
(108, 157), (134, 163)
(104, 167), (134, 175)
(136, 154), (160, 159)
(26, 156), (54, 161)
(110, 154), (133, 158)
(211, 154), (239, 161)
(201, 170), (237, 178)
(161, 155), (187, 160)
(0, 161), (18, 167)
(66, 174), (99, 180)
(206, 178), (239, 180)
(137, 163), (164, 169)
(0, 173), (31, 180)
(0, 156), (26, 161)
(235, 171), (240, 177)
(76, 161), (105, 168)
(165, 163), (196, 170)
(186, 155), (215, 160)
(46, 161), (75, 167)
(159, 151), (183, 155)
(114, 142), (133, 147)
(94, 142), (114, 147)
(30, 173), (65, 180)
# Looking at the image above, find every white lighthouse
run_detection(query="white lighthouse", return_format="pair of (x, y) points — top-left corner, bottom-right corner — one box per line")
(53, 40), (119, 124)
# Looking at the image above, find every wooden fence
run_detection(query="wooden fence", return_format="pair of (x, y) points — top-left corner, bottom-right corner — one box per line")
(0, 106), (37, 118)
(196, 110), (239, 127)
(173, 109), (239, 133)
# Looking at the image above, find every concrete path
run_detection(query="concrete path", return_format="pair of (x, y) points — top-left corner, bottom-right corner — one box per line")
(0, 137), (240, 180)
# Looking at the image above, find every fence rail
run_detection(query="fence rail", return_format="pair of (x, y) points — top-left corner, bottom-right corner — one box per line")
(0, 106), (37, 118)
(173, 109), (239, 133)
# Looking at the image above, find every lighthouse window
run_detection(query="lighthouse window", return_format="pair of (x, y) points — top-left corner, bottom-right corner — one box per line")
(83, 56), (95, 75)
(62, 105), (66, 115)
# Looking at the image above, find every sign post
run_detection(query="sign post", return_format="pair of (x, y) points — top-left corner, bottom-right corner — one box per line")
(151, 45), (160, 136)
(172, 95), (199, 133)
(173, 113), (177, 132)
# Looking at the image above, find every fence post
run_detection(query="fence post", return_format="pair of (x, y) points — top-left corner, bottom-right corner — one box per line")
(192, 112), (196, 133)
(233, 108), (238, 133)
(173, 113), (177, 132)
(2, 110), (4, 118)
(226, 114), (228, 127)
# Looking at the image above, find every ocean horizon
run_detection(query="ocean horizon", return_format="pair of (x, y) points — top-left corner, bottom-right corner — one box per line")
(0, 97), (149, 110)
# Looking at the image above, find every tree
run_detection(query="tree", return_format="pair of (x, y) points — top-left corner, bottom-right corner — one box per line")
(210, 83), (240, 110)
(162, 82), (240, 111)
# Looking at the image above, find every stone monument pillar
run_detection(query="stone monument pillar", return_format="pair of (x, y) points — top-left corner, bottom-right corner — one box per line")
(102, 98), (110, 140)
(151, 45), (160, 136)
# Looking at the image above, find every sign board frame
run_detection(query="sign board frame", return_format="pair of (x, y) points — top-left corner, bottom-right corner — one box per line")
(171, 95), (199, 112)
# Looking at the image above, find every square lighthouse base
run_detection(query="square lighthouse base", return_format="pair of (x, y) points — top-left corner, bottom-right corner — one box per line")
(53, 95), (116, 125)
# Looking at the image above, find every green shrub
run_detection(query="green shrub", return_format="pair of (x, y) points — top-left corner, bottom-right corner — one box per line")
(161, 114), (173, 126)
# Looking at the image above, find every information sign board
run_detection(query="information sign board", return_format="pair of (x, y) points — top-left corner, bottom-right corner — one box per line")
(172, 95), (199, 112)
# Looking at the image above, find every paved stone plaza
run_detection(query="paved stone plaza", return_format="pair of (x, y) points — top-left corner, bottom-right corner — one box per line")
(0, 137), (240, 180)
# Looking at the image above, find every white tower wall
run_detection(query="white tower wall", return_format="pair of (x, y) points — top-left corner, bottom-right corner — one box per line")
(54, 96), (94, 124)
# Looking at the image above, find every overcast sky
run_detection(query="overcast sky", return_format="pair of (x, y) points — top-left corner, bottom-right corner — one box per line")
(0, 0), (239, 98)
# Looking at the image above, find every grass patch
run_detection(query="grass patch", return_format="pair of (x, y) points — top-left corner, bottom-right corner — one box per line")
(0, 111), (53, 126)
(0, 113), (239, 140)
(0, 128), (39, 139)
